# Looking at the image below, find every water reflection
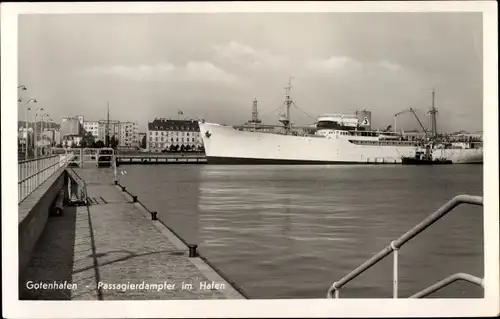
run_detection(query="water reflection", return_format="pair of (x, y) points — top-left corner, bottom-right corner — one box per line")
(120, 164), (483, 299)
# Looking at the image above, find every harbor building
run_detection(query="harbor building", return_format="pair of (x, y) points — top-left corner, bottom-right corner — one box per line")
(139, 132), (147, 148)
(83, 120), (100, 140)
(60, 117), (83, 136)
(119, 121), (140, 147)
(40, 129), (61, 147)
(60, 117), (85, 147)
(98, 120), (121, 144)
(146, 118), (203, 152)
(81, 117), (140, 147)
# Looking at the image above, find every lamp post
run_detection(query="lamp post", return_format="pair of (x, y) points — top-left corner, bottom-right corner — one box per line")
(17, 85), (27, 157)
(40, 113), (53, 156)
(34, 107), (44, 159)
(40, 113), (46, 156)
(19, 98), (37, 160)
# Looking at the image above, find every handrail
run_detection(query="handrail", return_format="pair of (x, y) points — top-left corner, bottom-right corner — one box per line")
(67, 168), (88, 204)
(18, 155), (62, 203)
(410, 272), (484, 298)
(327, 194), (483, 298)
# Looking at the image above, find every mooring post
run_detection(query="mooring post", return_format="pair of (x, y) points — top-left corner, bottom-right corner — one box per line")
(121, 186), (126, 192)
(151, 212), (158, 220)
(132, 195), (138, 202)
(188, 244), (198, 258)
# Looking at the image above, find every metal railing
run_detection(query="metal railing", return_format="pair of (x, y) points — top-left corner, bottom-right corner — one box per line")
(51, 148), (115, 167)
(66, 168), (88, 205)
(18, 155), (61, 203)
(409, 272), (483, 298)
(327, 194), (483, 298)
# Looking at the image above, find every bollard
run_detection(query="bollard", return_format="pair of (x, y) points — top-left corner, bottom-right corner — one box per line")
(188, 244), (198, 258)
(151, 212), (158, 220)
(121, 186), (126, 192)
(114, 180), (118, 185)
(132, 195), (138, 202)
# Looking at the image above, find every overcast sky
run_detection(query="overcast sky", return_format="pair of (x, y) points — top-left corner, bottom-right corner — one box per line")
(18, 12), (483, 132)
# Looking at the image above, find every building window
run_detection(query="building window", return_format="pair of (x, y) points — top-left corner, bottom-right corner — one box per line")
(192, 138), (195, 142)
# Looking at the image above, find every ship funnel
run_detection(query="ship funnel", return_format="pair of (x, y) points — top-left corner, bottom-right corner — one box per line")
(357, 110), (372, 130)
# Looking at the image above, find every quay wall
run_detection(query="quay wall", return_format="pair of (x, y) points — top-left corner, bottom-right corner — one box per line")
(18, 167), (68, 278)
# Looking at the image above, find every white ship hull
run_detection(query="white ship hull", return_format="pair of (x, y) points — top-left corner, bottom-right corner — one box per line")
(199, 122), (483, 165)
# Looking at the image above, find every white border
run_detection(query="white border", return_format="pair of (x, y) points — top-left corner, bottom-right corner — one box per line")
(2, 2), (498, 318)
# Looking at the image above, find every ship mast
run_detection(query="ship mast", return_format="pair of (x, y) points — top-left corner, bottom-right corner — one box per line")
(279, 77), (293, 132)
(428, 89), (438, 138)
(251, 97), (261, 124)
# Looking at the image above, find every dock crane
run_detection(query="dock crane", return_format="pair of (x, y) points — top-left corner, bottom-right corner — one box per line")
(393, 108), (428, 136)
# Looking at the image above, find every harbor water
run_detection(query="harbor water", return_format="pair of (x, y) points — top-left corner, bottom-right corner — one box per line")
(118, 164), (483, 299)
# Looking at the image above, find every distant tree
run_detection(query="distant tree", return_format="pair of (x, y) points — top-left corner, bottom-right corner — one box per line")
(70, 141), (76, 148)
(80, 132), (95, 148)
(185, 145), (191, 152)
(141, 135), (147, 149)
(94, 140), (105, 148)
(109, 135), (119, 149)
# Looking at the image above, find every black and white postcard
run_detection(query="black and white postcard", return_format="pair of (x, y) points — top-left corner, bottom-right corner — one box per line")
(2, 1), (498, 318)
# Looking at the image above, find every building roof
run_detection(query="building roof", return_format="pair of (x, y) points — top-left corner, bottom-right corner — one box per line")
(148, 119), (200, 131)
(97, 120), (120, 124)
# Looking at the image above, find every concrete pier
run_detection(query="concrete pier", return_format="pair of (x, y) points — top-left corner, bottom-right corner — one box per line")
(19, 167), (243, 300)
(116, 154), (207, 165)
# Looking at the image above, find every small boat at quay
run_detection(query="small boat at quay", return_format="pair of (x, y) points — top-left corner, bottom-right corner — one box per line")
(401, 149), (453, 165)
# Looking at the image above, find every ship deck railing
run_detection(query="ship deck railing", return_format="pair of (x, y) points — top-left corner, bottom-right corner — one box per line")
(327, 194), (484, 298)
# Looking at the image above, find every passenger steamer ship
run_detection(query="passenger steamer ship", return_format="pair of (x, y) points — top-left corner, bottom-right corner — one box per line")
(199, 79), (483, 165)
